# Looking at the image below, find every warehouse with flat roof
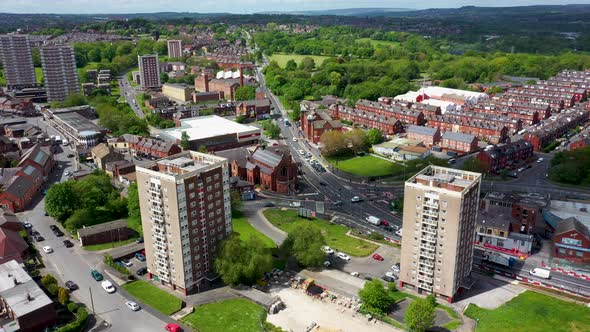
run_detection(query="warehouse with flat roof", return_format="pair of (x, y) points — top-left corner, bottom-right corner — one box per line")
(160, 115), (262, 151)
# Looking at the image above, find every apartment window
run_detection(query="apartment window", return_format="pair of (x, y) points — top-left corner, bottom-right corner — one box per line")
(190, 202), (196, 208)
(188, 183), (195, 190)
(487, 229), (492, 235)
(499, 231), (505, 237)
(190, 192), (196, 199)
(207, 185), (212, 192)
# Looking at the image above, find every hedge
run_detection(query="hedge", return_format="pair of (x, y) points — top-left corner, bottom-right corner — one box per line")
(55, 307), (89, 332)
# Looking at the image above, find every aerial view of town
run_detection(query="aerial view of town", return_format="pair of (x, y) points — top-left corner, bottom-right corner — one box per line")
(0, 1), (589, 331)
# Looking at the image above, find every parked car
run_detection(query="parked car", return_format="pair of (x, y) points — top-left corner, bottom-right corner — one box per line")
(135, 253), (146, 261)
(101, 280), (116, 293)
(23, 222), (32, 229)
(34, 235), (45, 242)
(384, 271), (398, 281)
(63, 240), (74, 248)
(165, 323), (182, 332)
(323, 261), (331, 267)
(65, 281), (78, 291)
(337, 252), (350, 261)
(537, 158), (544, 163)
(322, 246), (335, 255)
(292, 137), (298, 142)
(53, 230), (64, 237)
(67, 153), (75, 158)
(121, 259), (133, 267)
(42, 246), (53, 254)
(49, 225), (58, 231)
(333, 201), (343, 206)
(391, 263), (400, 273)
(298, 150), (305, 155)
(350, 272), (360, 277)
(91, 269), (103, 281)
(263, 202), (275, 207)
(125, 301), (141, 311)
(135, 237), (144, 244)
(289, 202), (301, 208)
(136, 267), (148, 276)
(319, 181), (327, 186)
(372, 253), (384, 261)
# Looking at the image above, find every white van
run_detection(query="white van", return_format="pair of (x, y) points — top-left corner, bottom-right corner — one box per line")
(529, 268), (551, 279)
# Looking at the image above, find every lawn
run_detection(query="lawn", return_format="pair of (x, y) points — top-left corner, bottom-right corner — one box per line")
(268, 53), (333, 68)
(330, 155), (402, 177)
(357, 38), (401, 48)
(182, 298), (265, 332)
(83, 238), (136, 251)
(35, 67), (44, 83)
(263, 209), (378, 256)
(464, 290), (590, 332)
(232, 211), (276, 248)
(122, 280), (183, 315)
(126, 216), (143, 236)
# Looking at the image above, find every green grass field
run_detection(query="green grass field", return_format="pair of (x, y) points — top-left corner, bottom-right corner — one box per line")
(464, 291), (590, 332)
(83, 238), (136, 251)
(268, 53), (333, 68)
(232, 211), (276, 248)
(263, 209), (378, 256)
(34, 67), (44, 83)
(330, 155), (402, 177)
(122, 281), (183, 315)
(357, 38), (401, 48)
(182, 298), (265, 332)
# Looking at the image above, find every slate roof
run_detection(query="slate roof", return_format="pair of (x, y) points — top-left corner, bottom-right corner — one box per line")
(0, 228), (28, 262)
(555, 217), (590, 239)
(251, 148), (283, 168)
(18, 144), (51, 169)
(442, 131), (476, 143)
(4, 176), (34, 199)
(215, 147), (251, 168)
(77, 219), (128, 238)
(407, 125), (438, 136)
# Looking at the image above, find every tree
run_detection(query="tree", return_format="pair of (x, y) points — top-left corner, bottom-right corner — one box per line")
(285, 59), (297, 71)
(234, 85), (256, 101)
(180, 131), (190, 150)
(45, 182), (80, 222)
(344, 129), (369, 154)
(230, 191), (243, 212)
(282, 223), (326, 267)
(235, 115), (247, 123)
(358, 279), (394, 314)
(405, 297), (436, 332)
(366, 128), (383, 145)
(299, 57), (316, 71)
(197, 145), (208, 153)
(265, 122), (281, 139)
(41, 274), (57, 288)
(58, 287), (70, 305)
(127, 182), (140, 218)
(320, 130), (347, 157)
(215, 235), (273, 286)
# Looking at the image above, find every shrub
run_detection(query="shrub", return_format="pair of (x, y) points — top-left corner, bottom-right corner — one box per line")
(103, 254), (130, 275)
(67, 302), (79, 313)
(41, 274), (57, 288)
(46, 283), (59, 296)
(58, 287), (70, 305)
(56, 307), (89, 332)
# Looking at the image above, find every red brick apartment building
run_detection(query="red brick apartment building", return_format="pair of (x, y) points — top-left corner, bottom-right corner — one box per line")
(108, 134), (182, 158)
(428, 116), (509, 144)
(355, 99), (425, 125)
(215, 145), (298, 194)
(441, 132), (479, 153)
(300, 102), (343, 144)
(235, 99), (271, 120)
(337, 106), (403, 136)
(569, 137), (590, 150)
(553, 217), (590, 263)
(477, 139), (533, 173)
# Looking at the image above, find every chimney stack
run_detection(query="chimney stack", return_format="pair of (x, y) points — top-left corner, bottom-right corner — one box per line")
(202, 72), (209, 92)
(239, 67), (244, 87)
(334, 104), (340, 120)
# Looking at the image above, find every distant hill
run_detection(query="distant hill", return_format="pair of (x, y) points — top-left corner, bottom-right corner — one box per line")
(258, 8), (415, 17)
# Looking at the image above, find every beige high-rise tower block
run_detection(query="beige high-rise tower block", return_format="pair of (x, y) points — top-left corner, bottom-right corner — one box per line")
(136, 151), (232, 295)
(399, 166), (481, 303)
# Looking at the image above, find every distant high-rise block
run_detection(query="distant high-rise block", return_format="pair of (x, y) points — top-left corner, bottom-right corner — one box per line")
(0, 34), (36, 89)
(40, 46), (80, 102)
(138, 54), (160, 89)
(167, 40), (182, 59)
(136, 151), (232, 295)
(399, 166), (481, 303)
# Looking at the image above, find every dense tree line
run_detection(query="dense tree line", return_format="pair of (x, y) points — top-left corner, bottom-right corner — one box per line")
(549, 146), (590, 185)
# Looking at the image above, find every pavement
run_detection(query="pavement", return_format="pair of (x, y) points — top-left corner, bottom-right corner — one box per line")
(242, 201), (287, 245)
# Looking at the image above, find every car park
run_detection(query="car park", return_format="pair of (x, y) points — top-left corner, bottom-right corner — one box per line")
(125, 301), (141, 311)
(65, 281), (78, 291)
(337, 252), (350, 261)
(101, 280), (116, 293)
(372, 253), (384, 261)
(63, 240), (74, 248)
(42, 246), (53, 253)
(91, 269), (103, 281)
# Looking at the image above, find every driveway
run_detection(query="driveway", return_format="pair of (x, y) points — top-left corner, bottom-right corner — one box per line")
(242, 201), (287, 245)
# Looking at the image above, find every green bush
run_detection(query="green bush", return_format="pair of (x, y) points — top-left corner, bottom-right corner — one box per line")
(46, 283), (59, 296)
(41, 274), (58, 288)
(55, 307), (89, 332)
(67, 302), (79, 313)
(103, 254), (130, 275)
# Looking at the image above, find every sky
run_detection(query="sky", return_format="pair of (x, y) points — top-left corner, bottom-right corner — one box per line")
(1, 0), (589, 14)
